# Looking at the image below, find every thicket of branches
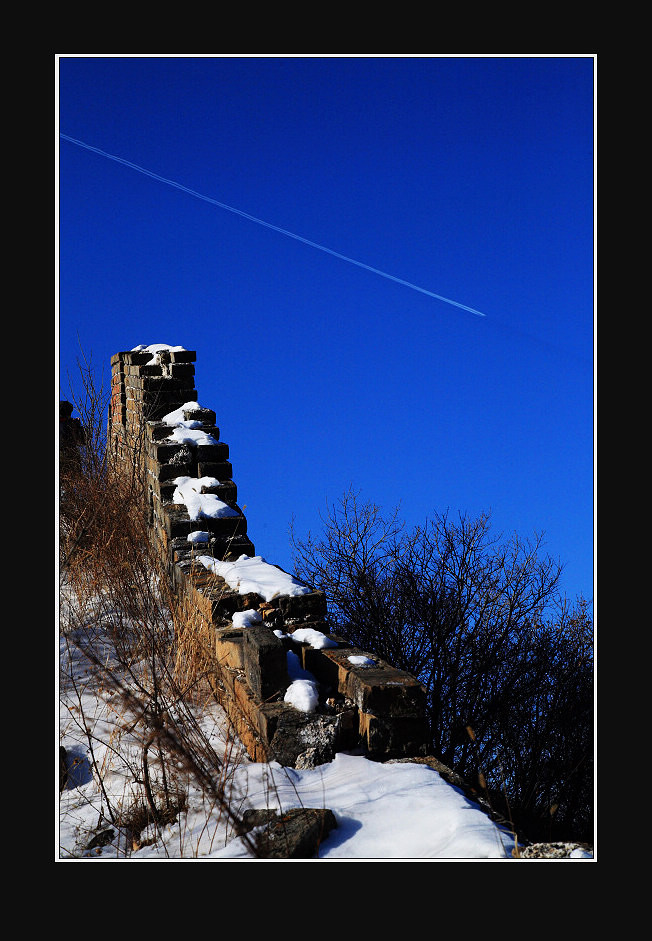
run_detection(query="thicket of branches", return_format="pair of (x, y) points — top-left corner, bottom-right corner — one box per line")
(58, 359), (260, 857)
(291, 489), (594, 844)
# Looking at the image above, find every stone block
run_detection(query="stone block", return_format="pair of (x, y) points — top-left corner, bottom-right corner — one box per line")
(195, 442), (229, 463)
(211, 534), (256, 561)
(140, 388), (198, 406)
(299, 640), (351, 690)
(191, 424), (221, 441)
(142, 392), (198, 422)
(299, 647), (426, 718)
(154, 461), (195, 483)
(243, 626), (288, 702)
(132, 364), (164, 377)
(216, 626), (245, 670)
(237, 808), (337, 859)
(118, 350), (158, 365)
(184, 581), (229, 626)
(269, 710), (341, 768)
(169, 363), (195, 379)
(278, 589), (328, 622)
(163, 504), (194, 538)
(161, 350), (197, 363)
(202, 513), (247, 539)
(147, 422), (177, 441)
(343, 663), (426, 717)
(197, 479), (237, 503)
(150, 441), (195, 464)
(127, 375), (196, 393)
(183, 406), (215, 424)
(197, 460), (233, 481)
(358, 712), (430, 760)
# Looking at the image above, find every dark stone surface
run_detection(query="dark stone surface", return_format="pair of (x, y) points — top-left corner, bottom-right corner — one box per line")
(237, 808), (337, 859)
(269, 710), (341, 768)
(183, 406), (215, 423)
(243, 626), (288, 701)
(196, 460), (233, 481)
(278, 589), (328, 622)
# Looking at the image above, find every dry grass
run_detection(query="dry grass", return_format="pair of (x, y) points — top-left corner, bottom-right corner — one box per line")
(58, 369), (261, 858)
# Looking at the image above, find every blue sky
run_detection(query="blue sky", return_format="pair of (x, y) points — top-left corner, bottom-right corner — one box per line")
(57, 55), (595, 605)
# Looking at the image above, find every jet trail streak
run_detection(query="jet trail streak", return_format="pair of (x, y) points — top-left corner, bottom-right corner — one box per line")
(60, 133), (487, 318)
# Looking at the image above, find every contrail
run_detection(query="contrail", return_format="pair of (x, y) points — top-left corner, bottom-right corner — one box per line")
(60, 133), (487, 318)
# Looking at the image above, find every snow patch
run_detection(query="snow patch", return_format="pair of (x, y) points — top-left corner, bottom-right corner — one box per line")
(284, 679), (320, 713)
(173, 476), (238, 522)
(131, 343), (187, 366)
(291, 627), (338, 649)
(167, 426), (219, 446)
(232, 609), (263, 628)
(197, 554), (311, 603)
(187, 530), (211, 544)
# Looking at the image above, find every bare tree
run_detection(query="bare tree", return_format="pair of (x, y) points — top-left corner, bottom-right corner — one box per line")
(291, 489), (593, 843)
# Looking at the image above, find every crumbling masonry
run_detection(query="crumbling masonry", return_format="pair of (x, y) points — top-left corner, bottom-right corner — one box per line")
(109, 348), (430, 769)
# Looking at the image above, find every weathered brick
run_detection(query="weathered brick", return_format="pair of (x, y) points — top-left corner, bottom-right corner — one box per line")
(243, 626), (288, 702)
(183, 406), (215, 424)
(278, 590), (327, 622)
(197, 460), (233, 480)
(358, 713), (430, 759)
(211, 534), (256, 560)
(298, 646), (425, 717)
(195, 442), (229, 463)
(169, 363), (195, 379)
(119, 350), (158, 365)
(343, 663), (426, 717)
(216, 626), (245, 670)
(126, 375), (195, 393)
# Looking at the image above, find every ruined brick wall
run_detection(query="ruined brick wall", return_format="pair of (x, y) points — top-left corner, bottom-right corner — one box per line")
(109, 347), (254, 563)
(108, 347), (430, 769)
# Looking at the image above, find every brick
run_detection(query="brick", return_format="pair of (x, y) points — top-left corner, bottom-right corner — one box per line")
(197, 461), (233, 481)
(144, 401), (196, 422)
(188, 425), (221, 441)
(195, 442), (229, 463)
(183, 406), (214, 423)
(119, 350), (158, 365)
(243, 626), (288, 701)
(216, 626), (245, 670)
(278, 590), (328, 622)
(211, 534), (256, 560)
(197, 479), (237, 503)
(169, 363), (195, 379)
(344, 664), (426, 717)
(151, 461), (195, 482)
(269, 710), (340, 768)
(130, 363), (164, 377)
(299, 647), (426, 717)
(358, 713), (430, 759)
(150, 441), (196, 464)
(203, 513), (247, 539)
(166, 350), (197, 363)
(140, 389), (198, 406)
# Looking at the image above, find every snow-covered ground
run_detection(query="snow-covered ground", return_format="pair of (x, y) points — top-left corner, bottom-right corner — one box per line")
(58, 602), (520, 860)
(60, 570), (596, 860)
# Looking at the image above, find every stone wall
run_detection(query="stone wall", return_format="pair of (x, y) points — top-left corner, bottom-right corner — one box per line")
(108, 347), (430, 769)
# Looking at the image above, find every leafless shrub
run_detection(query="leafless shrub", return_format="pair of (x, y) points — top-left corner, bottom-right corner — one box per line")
(292, 488), (594, 844)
